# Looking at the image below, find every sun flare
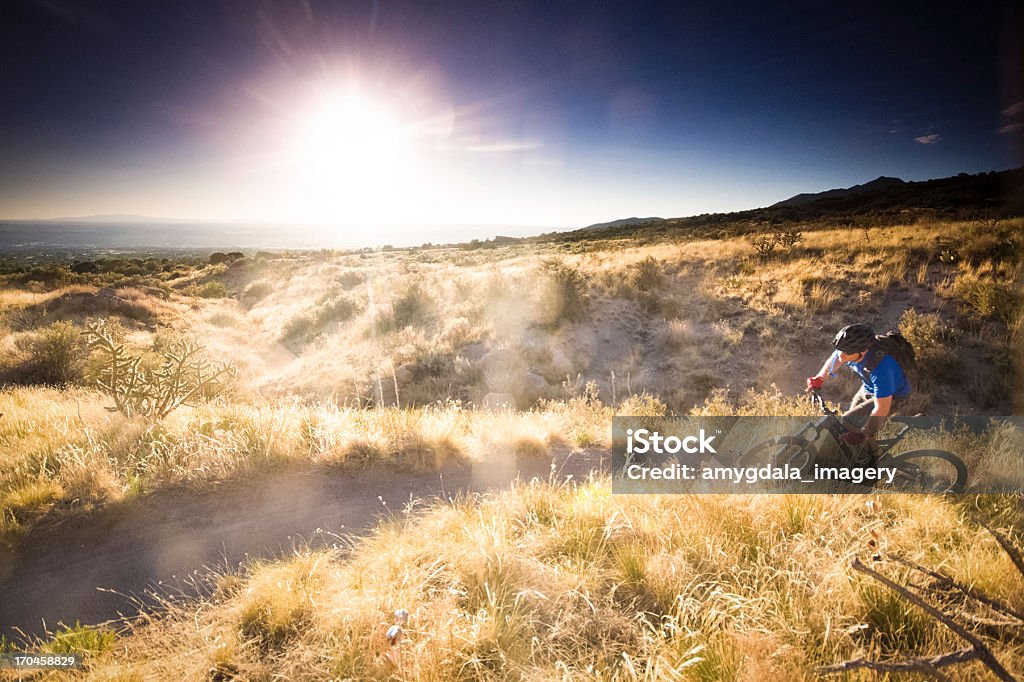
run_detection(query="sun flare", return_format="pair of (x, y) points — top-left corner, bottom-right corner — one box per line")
(291, 90), (419, 224)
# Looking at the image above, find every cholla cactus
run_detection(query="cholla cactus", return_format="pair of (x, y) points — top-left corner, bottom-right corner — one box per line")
(84, 320), (236, 419)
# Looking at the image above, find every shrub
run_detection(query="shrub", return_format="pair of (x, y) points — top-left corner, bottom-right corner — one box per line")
(617, 393), (667, 415)
(629, 257), (662, 293)
(534, 260), (588, 327)
(392, 281), (436, 328)
(334, 270), (364, 289)
(13, 321), (85, 385)
(773, 228), (803, 249)
(44, 622), (117, 656)
(85, 320), (236, 419)
(951, 277), (1020, 323)
(750, 234), (776, 257)
(281, 313), (316, 342)
(959, 224), (1020, 265)
(314, 293), (360, 326)
(71, 261), (98, 274)
(898, 309), (961, 379)
(750, 230), (802, 258)
(199, 281), (228, 298)
(241, 279), (274, 304)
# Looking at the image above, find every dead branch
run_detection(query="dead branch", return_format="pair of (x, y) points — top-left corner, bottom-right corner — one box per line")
(850, 557), (1017, 682)
(816, 647), (975, 678)
(973, 516), (1024, 582)
(889, 553), (1024, 623)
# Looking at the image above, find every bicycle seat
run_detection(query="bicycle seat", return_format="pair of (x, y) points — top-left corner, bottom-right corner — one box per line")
(893, 416), (941, 430)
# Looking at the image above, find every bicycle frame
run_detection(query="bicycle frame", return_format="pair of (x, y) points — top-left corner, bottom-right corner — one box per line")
(806, 391), (916, 464)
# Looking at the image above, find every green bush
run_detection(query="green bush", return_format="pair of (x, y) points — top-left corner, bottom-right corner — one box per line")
(314, 294), (361, 326)
(629, 257), (662, 293)
(534, 260), (588, 327)
(392, 281), (436, 328)
(281, 313), (316, 342)
(897, 309), (961, 379)
(959, 225), (1020, 265)
(13, 321), (85, 385)
(242, 279), (274, 304)
(952, 277), (1020, 323)
(44, 622), (117, 656)
(199, 281), (228, 299)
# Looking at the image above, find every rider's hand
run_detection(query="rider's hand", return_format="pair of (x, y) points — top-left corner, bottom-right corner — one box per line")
(806, 376), (824, 392)
(841, 432), (866, 445)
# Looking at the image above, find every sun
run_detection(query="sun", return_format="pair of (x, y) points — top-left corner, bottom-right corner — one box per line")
(290, 89), (418, 224)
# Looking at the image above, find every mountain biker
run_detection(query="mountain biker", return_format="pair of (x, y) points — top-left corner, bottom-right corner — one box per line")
(806, 323), (911, 460)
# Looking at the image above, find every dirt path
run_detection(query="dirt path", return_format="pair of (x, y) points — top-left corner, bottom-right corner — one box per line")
(0, 447), (607, 642)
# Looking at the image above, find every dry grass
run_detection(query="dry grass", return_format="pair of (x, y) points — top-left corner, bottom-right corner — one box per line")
(52, 480), (1024, 680)
(0, 388), (613, 543)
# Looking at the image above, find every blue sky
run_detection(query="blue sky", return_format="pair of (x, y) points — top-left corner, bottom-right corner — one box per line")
(1, 0), (1020, 229)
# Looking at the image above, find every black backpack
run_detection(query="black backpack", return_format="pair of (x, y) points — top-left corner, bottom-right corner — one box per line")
(865, 331), (917, 374)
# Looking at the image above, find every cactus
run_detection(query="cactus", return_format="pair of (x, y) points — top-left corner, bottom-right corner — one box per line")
(84, 320), (236, 419)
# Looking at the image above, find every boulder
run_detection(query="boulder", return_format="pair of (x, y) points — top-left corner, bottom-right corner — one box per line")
(520, 372), (549, 403)
(549, 348), (573, 375)
(478, 347), (519, 374)
(394, 363), (415, 384)
(478, 348), (524, 391)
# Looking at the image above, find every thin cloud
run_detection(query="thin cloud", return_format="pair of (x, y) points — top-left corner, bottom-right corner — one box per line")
(467, 141), (542, 153)
(914, 134), (941, 144)
(1003, 101), (1024, 118)
(999, 122), (1024, 134)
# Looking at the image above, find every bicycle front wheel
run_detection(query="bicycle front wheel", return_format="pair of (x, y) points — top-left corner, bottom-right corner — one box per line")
(881, 449), (968, 493)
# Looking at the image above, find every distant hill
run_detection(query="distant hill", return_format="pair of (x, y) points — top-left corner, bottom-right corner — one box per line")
(773, 176), (907, 208)
(33, 214), (192, 224)
(764, 170), (1024, 215)
(537, 167), (1024, 243)
(582, 216), (663, 230)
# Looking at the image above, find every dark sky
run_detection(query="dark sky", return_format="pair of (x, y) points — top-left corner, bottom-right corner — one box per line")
(1, 0), (1021, 226)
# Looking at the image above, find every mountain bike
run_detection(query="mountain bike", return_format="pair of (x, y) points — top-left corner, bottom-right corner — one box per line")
(738, 390), (968, 493)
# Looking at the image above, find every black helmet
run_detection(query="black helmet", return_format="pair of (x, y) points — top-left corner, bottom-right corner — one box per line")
(834, 323), (875, 354)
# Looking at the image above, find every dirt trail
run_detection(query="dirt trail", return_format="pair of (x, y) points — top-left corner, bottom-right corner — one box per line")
(0, 447), (607, 641)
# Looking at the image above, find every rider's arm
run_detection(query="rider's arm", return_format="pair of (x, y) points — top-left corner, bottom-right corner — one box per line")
(812, 350), (841, 382)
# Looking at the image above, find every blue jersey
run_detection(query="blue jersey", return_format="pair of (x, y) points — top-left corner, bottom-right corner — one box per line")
(851, 352), (910, 398)
(827, 349), (911, 399)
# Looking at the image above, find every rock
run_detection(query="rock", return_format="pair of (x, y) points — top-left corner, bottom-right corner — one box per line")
(482, 392), (516, 410)
(478, 348), (519, 374)
(521, 372), (549, 403)
(395, 363), (415, 384)
(478, 348), (523, 391)
(460, 342), (488, 363)
(139, 285), (169, 300)
(549, 348), (573, 375)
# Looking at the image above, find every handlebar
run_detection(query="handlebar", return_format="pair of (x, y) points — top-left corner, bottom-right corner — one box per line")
(809, 389), (838, 417)
(809, 389), (866, 439)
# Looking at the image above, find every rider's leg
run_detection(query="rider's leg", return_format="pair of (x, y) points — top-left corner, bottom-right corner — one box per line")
(842, 386), (874, 431)
(843, 387), (881, 468)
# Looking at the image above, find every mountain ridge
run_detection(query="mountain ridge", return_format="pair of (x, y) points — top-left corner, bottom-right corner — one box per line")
(773, 176), (907, 208)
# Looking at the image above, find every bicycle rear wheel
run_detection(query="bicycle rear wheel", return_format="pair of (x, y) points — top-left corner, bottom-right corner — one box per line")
(881, 449), (968, 493)
(740, 437), (814, 472)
